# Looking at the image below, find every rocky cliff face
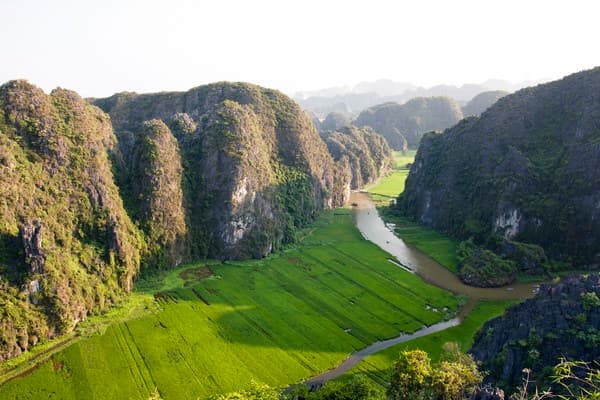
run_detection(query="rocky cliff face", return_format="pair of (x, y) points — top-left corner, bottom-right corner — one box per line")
(0, 80), (386, 362)
(94, 82), (340, 260)
(462, 91), (509, 117)
(355, 97), (463, 149)
(0, 80), (143, 360)
(470, 274), (600, 391)
(321, 125), (394, 192)
(127, 119), (187, 267)
(399, 67), (600, 267)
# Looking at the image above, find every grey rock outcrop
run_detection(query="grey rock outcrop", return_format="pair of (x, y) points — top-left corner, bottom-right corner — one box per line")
(470, 274), (600, 390)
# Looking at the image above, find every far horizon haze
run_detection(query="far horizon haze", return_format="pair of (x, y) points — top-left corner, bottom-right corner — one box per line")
(1, 0), (599, 97)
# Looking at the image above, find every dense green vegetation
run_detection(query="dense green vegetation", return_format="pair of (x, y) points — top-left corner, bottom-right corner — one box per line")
(321, 126), (394, 192)
(0, 209), (459, 399)
(0, 80), (144, 361)
(399, 67), (600, 274)
(126, 119), (187, 268)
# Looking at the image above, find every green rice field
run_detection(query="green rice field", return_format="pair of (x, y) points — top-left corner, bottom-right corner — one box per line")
(341, 300), (515, 385)
(0, 210), (460, 400)
(366, 150), (415, 204)
(381, 210), (460, 274)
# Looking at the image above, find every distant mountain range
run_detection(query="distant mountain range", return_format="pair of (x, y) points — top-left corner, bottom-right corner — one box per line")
(295, 78), (541, 117)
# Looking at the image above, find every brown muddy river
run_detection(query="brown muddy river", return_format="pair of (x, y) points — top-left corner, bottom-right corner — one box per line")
(351, 192), (541, 301)
(303, 193), (543, 387)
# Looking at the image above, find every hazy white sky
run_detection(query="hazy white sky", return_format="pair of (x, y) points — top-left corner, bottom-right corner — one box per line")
(1, 0), (599, 97)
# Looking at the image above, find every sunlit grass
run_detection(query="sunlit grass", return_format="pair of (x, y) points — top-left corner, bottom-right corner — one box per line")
(366, 150), (415, 205)
(339, 300), (515, 386)
(0, 210), (458, 400)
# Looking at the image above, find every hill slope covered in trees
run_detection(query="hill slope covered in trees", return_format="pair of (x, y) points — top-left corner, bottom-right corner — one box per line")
(355, 97), (463, 149)
(0, 81), (144, 360)
(398, 67), (600, 273)
(462, 90), (509, 116)
(0, 80), (394, 361)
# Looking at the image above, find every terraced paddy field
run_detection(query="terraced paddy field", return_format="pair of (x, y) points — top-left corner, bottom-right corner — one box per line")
(0, 210), (460, 400)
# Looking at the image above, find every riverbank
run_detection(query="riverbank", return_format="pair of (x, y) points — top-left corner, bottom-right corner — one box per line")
(295, 194), (541, 388)
(351, 192), (542, 301)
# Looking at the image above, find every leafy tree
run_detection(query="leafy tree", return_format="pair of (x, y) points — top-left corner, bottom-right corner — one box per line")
(388, 344), (482, 400)
(388, 349), (432, 400)
(311, 374), (384, 400)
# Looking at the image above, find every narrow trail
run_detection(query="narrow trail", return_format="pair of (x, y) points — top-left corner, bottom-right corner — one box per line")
(302, 193), (541, 387)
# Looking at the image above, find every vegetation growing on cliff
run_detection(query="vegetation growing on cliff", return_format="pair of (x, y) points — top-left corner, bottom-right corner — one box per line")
(398, 67), (600, 280)
(470, 274), (600, 392)
(0, 80), (143, 361)
(96, 82), (352, 261)
(320, 125), (394, 191)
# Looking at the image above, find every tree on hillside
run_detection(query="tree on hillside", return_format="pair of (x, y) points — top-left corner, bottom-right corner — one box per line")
(388, 349), (432, 400)
(388, 344), (482, 400)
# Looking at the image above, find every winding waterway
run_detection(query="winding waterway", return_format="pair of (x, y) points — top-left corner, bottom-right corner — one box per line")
(351, 192), (540, 301)
(304, 192), (542, 387)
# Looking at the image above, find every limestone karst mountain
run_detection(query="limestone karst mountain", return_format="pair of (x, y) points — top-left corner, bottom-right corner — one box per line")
(355, 96), (464, 149)
(398, 67), (600, 269)
(0, 80), (394, 361)
(462, 90), (509, 116)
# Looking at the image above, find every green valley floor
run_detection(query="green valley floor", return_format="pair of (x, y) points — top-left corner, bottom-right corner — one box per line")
(0, 210), (459, 399)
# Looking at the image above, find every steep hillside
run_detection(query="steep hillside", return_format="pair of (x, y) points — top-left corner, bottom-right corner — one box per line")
(94, 82), (342, 260)
(0, 80), (366, 362)
(0, 81), (143, 360)
(320, 126), (394, 194)
(320, 111), (353, 132)
(462, 90), (509, 116)
(398, 67), (600, 269)
(123, 119), (187, 267)
(355, 97), (463, 149)
(470, 274), (600, 391)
